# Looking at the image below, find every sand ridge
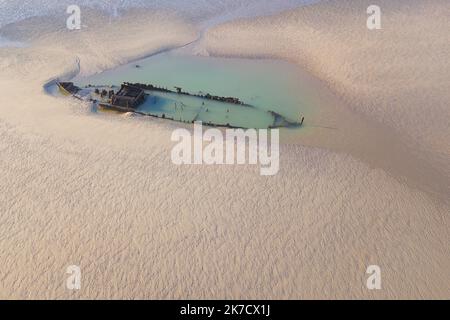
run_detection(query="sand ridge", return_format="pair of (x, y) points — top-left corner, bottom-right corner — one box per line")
(0, 2), (448, 299)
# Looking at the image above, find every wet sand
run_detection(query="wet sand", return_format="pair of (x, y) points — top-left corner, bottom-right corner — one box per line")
(0, 1), (448, 299)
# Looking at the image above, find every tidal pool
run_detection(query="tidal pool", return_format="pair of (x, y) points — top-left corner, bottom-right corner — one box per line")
(74, 53), (316, 129)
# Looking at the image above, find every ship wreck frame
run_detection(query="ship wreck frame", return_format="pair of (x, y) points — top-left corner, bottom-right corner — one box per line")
(57, 81), (303, 129)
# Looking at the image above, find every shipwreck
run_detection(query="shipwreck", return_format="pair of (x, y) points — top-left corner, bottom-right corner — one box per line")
(57, 81), (303, 129)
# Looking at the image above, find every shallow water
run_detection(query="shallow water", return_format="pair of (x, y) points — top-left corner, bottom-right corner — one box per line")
(0, 35), (26, 48)
(74, 53), (315, 128)
(0, 0), (318, 30)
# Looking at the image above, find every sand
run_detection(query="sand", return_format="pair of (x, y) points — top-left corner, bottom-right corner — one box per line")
(203, 0), (450, 171)
(0, 1), (448, 299)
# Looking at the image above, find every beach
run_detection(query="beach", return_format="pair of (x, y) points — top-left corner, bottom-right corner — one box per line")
(0, 0), (448, 299)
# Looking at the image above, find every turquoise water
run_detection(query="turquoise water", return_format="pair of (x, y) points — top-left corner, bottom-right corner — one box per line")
(137, 91), (276, 128)
(75, 53), (313, 128)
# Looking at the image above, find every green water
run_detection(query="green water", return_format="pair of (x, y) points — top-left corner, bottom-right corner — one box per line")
(137, 91), (276, 128)
(75, 53), (313, 128)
